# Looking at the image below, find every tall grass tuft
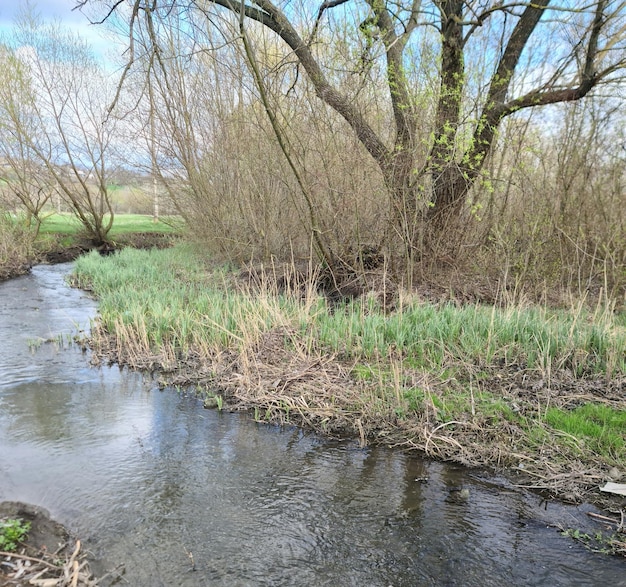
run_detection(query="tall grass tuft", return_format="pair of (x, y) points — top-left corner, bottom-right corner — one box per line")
(73, 245), (626, 381)
(309, 296), (626, 378)
(73, 246), (321, 363)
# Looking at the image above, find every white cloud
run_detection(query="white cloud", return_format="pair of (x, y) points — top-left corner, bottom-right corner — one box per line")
(0, 0), (123, 62)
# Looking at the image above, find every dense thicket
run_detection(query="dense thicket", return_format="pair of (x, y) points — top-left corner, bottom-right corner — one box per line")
(1, 1), (625, 302)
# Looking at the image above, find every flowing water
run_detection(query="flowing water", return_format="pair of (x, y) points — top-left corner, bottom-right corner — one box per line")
(0, 263), (624, 586)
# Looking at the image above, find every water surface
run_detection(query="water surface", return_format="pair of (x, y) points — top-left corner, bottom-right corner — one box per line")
(0, 264), (624, 586)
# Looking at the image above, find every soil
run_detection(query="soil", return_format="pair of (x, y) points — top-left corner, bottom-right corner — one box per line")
(39, 232), (177, 265)
(0, 501), (69, 558)
(0, 232), (178, 283)
(0, 501), (108, 586)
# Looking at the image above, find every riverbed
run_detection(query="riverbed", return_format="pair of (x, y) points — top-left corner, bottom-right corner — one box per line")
(0, 263), (624, 586)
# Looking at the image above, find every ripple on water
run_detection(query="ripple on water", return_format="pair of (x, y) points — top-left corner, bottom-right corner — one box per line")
(1, 265), (625, 587)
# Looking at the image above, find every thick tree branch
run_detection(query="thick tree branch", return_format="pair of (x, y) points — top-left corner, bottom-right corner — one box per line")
(366, 0), (417, 151)
(487, 0), (552, 106)
(308, 0), (350, 46)
(460, 0), (551, 184)
(213, 0), (391, 171)
(465, 0), (616, 191)
(583, 0), (606, 81)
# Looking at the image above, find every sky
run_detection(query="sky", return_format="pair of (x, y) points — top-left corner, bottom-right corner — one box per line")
(0, 0), (121, 59)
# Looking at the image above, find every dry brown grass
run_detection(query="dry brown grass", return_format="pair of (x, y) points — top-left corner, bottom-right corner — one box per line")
(0, 214), (33, 281)
(87, 316), (626, 516)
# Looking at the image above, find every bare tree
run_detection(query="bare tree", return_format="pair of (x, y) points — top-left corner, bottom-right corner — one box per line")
(83, 0), (626, 266)
(2, 10), (123, 245)
(0, 45), (61, 234)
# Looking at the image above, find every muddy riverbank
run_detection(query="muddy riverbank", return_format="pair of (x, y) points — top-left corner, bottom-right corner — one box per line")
(0, 502), (109, 586)
(0, 232), (177, 282)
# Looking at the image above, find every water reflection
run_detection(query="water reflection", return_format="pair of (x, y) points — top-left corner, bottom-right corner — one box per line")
(0, 264), (624, 587)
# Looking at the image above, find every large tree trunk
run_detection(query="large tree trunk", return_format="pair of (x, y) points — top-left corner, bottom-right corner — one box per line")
(427, 0), (467, 232)
(429, 165), (470, 230)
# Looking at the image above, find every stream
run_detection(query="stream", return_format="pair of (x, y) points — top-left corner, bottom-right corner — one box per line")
(0, 263), (624, 586)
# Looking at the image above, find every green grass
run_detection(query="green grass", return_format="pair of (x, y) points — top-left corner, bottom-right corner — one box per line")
(73, 246), (626, 378)
(108, 214), (180, 235)
(311, 297), (626, 377)
(37, 213), (84, 235)
(38, 213), (180, 236)
(545, 403), (626, 461)
(73, 246), (303, 352)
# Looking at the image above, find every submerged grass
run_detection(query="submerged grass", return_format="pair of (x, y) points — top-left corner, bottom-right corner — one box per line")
(72, 246), (626, 508)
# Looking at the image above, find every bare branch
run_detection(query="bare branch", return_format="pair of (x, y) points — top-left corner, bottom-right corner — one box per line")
(308, 0), (350, 46)
(77, 0), (126, 25)
(107, 0), (142, 117)
(211, 0), (390, 169)
(583, 0), (606, 81)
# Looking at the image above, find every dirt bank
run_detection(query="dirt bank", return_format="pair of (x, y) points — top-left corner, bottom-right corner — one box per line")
(0, 501), (103, 586)
(0, 232), (178, 282)
(39, 232), (177, 265)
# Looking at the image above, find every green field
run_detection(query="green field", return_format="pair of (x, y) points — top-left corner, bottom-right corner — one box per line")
(38, 213), (181, 236)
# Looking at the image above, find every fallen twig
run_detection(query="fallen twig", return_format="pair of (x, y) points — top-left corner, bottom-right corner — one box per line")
(1, 539), (100, 586)
(587, 511), (621, 525)
(0, 550), (59, 569)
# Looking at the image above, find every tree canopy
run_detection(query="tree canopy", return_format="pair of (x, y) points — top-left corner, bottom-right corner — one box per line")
(78, 1), (625, 268)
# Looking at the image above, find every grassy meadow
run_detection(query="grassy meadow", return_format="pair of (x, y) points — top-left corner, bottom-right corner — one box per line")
(72, 245), (626, 509)
(37, 212), (180, 240)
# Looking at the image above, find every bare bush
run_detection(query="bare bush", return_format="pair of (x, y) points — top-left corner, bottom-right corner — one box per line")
(0, 10), (124, 245)
(473, 100), (626, 304)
